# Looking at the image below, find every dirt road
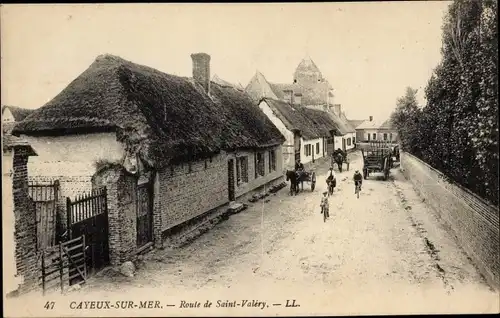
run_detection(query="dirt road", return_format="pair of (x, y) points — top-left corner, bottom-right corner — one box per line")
(6, 152), (499, 316)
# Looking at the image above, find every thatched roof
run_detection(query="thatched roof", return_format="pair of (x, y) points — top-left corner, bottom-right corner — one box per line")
(268, 83), (303, 100)
(13, 54), (285, 167)
(2, 105), (35, 122)
(261, 98), (337, 140)
(321, 110), (352, 135)
(301, 108), (339, 137)
(339, 111), (356, 133)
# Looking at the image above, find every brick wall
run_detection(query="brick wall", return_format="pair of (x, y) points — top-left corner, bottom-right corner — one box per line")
(157, 147), (284, 232)
(401, 151), (499, 289)
(158, 153), (228, 231)
(12, 148), (39, 294)
(92, 167), (121, 265)
(117, 172), (138, 262)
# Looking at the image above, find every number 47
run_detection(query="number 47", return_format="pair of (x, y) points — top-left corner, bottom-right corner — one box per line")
(44, 301), (55, 310)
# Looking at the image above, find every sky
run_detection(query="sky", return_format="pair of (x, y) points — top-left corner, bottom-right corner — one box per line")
(1, 2), (451, 121)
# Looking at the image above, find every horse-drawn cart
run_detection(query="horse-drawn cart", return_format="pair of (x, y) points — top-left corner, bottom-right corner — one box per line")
(361, 141), (393, 181)
(299, 170), (316, 191)
(331, 151), (350, 172)
(286, 169), (316, 195)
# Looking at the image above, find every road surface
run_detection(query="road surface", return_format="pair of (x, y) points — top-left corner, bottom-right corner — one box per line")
(6, 152), (499, 316)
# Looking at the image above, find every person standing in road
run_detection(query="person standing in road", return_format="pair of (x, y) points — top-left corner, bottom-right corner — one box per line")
(320, 191), (330, 219)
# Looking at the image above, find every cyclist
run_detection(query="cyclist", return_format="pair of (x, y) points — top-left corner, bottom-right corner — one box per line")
(353, 170), (363, 194)
(326, 167), (336, 193)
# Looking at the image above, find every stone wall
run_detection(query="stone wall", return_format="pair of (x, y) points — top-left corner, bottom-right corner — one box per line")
(400, 151), (499, 289)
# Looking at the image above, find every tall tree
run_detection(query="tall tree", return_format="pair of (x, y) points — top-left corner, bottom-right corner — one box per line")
(390, 87), (422, 156)
(393, 0), (498, 205)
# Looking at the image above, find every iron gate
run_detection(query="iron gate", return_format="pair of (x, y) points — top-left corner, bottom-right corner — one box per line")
(66, 187), (109, 284)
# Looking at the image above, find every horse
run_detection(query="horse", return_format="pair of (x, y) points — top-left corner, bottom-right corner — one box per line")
(285, 170), (300, 195)
(334, 153), (344, 172)
(296, 170), (306, 191)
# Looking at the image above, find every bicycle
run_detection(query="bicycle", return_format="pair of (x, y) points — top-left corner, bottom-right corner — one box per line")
(326, 179), (335, 196)
(354, 182), (362, 199)
(321, 206), (329, 222)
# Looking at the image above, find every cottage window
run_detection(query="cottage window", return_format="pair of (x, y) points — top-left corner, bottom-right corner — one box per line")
(237, 156), (249, 185)
(347, 138), (351, 146)
(316, 143), (320, 154)
(372, 133), (376, 140)
(383, 133), (388, 141)
(367, 134), (371, 141)
(255, 152), (265, 177)
(268, 150), (276, 172)
(304, 144), (312, 157)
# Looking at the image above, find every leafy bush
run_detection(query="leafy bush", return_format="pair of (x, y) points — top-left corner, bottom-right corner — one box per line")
(391, 0), (498, 206)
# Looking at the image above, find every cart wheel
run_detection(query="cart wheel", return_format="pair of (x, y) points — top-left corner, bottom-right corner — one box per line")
(311, 182), (316, 191)
(363, 168), (367, 180)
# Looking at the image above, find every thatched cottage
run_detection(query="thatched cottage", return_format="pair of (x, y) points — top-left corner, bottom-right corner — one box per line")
(258, 97), (339, 169)
(12, 53), (286, 265)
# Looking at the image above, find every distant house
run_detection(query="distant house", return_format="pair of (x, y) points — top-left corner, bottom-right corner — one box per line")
(348, 119), (366, 129)
(258, 97), (337, 169)
(13, 53), (286, 266)
(355, 116), (399, 143)
(245, 58), (356, 152)
(2, 105), (35, 134)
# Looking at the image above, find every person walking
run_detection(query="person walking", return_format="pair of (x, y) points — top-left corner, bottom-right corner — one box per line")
(320, 191), (330, 219)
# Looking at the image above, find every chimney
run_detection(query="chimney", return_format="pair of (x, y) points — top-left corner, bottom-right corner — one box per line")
(334, 104), (341, 116)
(191, 53), (211, 94)
(293, 93), (302, 106)
(283, 89), (293, 104)
(369, 116), (373, 122)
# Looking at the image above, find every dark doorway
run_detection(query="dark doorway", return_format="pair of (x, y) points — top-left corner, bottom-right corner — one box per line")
(228, 159), (235, 201)
(136, 181), (153, 249)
